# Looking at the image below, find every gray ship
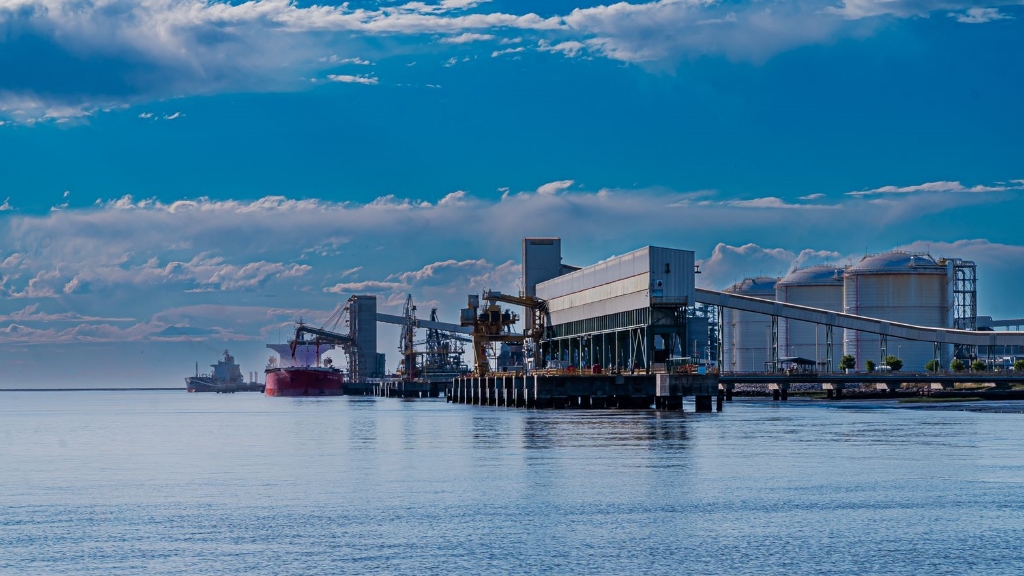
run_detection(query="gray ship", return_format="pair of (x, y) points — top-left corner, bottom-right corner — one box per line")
(186, 350), (263, 393)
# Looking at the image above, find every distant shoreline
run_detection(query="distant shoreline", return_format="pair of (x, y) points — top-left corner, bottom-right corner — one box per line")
(0, 388), (186, 392)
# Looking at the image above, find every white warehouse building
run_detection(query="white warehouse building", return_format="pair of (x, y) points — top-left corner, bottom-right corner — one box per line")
(532, 244), (696, 372)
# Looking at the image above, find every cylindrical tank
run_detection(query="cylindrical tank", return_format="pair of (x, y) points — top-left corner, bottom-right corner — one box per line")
(776, 266), (844, 364)
(722, 277), (778, 372)
(843, 252), (950, 372)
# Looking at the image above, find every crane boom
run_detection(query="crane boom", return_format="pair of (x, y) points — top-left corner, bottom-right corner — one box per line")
(376, 312), (472, 334)
(293, 325), (355, 346)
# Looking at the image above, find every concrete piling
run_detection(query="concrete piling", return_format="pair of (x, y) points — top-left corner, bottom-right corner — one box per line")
(447, 373), (720, 412)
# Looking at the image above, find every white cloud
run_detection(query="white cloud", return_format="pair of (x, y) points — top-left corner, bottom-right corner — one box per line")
(538, 39), (586, 58)
(0, 304), (133, 323)
(847, 179), (1023, 196)
(722, 196), (835, 209)
(0, 198), (12, 211)
(438, 190), (470, 206)
(799, 193), (826, 200)
(697, 243), (843, 289)
(830, 0), (1022, 20)
(324, 280), (407, 294)
(949, 7), (1014, 22)
(535, 179), (575, 195)
(441, 32), (496, 43)
(491, 46), (526, 57)
(327, 74), (380, 85)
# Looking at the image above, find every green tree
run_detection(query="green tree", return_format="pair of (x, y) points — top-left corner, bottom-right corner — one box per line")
(925, 359), (940, 373)
(1015, 359), (1024, 372)
(950, 358), (966, 373)
(971, 359), (987, 372)
(840, 355), (856, 371)
(885, 355), (903, 372)
(866, 360), (876, 373)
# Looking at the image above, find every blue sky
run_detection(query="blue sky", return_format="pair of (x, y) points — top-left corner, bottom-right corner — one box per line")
(0, 0), (1022, 385)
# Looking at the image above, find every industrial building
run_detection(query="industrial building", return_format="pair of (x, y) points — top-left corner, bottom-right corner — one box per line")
(522, 238), (579, 330)
(722, 277), (779, 372)
(530, 243), (696, 372)
(346, 295), (380, 383)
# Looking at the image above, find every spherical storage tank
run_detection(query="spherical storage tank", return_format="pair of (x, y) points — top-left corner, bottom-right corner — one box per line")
(776, 266), (844, 364)
(723, 277), (778, 372)
(843, 252), (951, 372)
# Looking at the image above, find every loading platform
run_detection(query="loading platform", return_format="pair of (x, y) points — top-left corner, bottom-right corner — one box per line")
(447, 373), (721, 411)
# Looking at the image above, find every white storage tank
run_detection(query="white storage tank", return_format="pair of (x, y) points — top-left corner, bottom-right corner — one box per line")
(722, 277), (778, 372)
(843, 252), (950, 372)
(776, 266), (844, 364)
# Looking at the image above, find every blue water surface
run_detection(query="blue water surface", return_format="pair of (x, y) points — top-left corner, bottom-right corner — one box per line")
(2, 392), (1024, 575)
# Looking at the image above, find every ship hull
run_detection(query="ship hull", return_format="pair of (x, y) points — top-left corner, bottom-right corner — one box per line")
(186, 377), (222, 393)
(265, 368), (344, 397)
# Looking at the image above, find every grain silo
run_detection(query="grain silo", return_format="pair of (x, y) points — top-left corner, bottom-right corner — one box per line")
(722, 277), (779, 372)
(776, 266), (844, 364)
(843, 252), (951, 371)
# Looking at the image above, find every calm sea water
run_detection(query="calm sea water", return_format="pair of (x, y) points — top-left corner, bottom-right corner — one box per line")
(3, 392), (1024, 575)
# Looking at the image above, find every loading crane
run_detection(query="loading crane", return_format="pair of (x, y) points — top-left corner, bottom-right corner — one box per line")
(290, 320), (356, 369)
(376, 294), (472, 382)
(460, 291), (548, 377)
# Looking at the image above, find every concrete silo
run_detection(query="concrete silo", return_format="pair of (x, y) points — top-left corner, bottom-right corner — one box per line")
(776, 266), (844, 364)
(843, 252), (950, 372)
(722, 277), (779, 372)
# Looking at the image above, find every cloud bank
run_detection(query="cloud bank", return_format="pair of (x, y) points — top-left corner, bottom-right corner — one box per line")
(1, 0), (1020, 120)
(2, 177), (1022, 347)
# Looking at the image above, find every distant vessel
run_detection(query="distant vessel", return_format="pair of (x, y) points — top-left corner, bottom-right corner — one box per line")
(186, 350), (263, 393)
(265, 342), (344, 397)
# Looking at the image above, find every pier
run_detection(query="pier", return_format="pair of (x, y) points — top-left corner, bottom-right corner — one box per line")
(373, 380), (445, 398)
(446, 373), (720, 411)
(720, 371), (1024, 399)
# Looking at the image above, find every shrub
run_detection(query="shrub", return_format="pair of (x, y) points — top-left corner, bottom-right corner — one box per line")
(925, 359), (940, 373)
(1015, 359), (1024, 372)
(866, 360), (875, 373)
(885, 355), (903, 372)
(950, 358), (966, 373)
(839, 355), (856, 370)
(971, 360), (987, 372)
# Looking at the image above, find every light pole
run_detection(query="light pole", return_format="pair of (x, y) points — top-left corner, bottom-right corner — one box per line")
(898, 345), (901, 360)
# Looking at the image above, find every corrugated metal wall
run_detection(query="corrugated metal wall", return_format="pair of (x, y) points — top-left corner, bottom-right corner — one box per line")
(536, 246), (695, 327)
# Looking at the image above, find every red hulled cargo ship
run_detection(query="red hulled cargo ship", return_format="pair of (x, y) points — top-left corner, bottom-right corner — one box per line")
(264, 338), (344, 397)
(264, 366), (344, 397)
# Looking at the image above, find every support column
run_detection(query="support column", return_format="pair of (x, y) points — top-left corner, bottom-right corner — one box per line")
(695, 395), (713, 413)
(770, 315), (779, 373)
(825, 325), (834, 373)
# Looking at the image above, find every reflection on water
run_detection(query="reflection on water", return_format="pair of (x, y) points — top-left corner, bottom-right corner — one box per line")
(2, 393), (1024, 575)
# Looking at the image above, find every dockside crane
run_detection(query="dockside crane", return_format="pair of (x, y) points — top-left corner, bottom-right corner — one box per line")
(376, 294), (473, 382)
(290, 320), (356, 370)
(460, 291), (548, 377)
